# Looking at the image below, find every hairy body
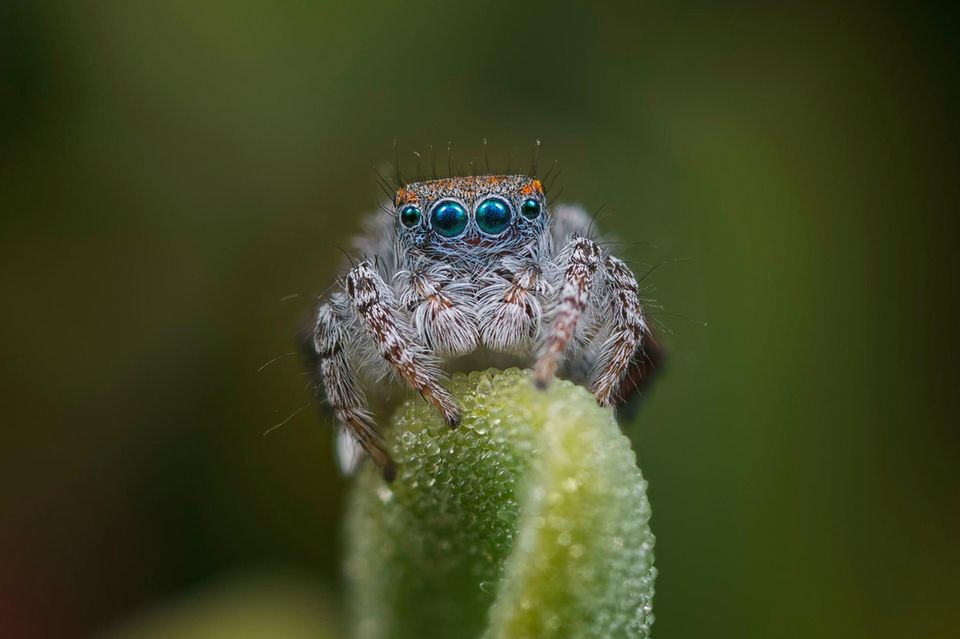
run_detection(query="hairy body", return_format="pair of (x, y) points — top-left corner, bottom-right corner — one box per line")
(302, 175), (659, 480)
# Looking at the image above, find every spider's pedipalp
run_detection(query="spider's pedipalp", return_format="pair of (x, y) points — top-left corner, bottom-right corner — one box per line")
(395, 262), (479, 355)
(477, 255), (550, 352)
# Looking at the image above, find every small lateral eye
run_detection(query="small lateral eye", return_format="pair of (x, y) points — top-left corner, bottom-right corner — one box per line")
(431, 201), (468, 238)
(476, 197), (512, 235)
(520, 198), (542, 220)
(399, 205), (422, 228)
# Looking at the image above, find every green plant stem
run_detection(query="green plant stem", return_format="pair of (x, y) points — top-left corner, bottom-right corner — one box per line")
(346, 369), (656, 639)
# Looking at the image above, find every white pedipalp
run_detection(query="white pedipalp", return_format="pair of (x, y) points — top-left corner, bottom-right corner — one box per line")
(476, 254), (552, 352)
(395, 262), (479, 355)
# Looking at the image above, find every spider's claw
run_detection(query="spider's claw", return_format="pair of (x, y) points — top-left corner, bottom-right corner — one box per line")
(422, 386), (461, 429)
(447, 411), (462, 429)
(381, 459), (397, 482)
(441, 398), (462, 429)
(533, 359), (556, 390)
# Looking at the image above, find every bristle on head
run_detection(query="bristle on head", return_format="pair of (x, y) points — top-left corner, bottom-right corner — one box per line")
(377, 140), (557, 200)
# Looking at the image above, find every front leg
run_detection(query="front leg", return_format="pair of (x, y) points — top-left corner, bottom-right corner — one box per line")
(344, 261), (461, 427)
(534, 239), (653, 407)
(534, 236), (602, 388)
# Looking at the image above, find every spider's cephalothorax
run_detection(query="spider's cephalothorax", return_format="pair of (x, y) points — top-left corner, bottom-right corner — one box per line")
(303, 175), (659, 480)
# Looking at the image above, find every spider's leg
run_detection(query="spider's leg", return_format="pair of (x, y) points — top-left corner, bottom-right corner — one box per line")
(534, 236), (602, 388)
(308, 299), (396, 480)
(589, 255), (650, 406)
(344, 261), (461, 427)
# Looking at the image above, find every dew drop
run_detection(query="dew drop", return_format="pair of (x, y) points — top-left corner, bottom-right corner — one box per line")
(476, 375), (493, 394)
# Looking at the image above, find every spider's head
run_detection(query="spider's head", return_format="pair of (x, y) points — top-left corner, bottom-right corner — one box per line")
(393, 175), (547, 257)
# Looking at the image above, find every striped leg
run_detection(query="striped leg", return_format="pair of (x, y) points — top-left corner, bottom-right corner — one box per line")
(590, 255), (648, 406)
(534, 236), (602, 388)
(311, 300), (395, 480)
(344, 261), (461, 427)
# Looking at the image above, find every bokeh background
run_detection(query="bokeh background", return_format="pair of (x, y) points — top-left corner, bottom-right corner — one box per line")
(2, 1), (958, 637)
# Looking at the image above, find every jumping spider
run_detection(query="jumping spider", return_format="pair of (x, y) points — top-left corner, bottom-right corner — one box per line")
(302, 174), (660, 480)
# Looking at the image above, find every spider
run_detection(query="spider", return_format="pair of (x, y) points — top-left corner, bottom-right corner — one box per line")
(301, 174), (661, 481)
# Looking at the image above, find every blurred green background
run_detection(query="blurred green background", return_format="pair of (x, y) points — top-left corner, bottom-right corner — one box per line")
(2, 1), (958, 637)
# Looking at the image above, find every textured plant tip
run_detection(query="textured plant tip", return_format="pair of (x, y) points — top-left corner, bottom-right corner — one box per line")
(345, 369), (656, 639)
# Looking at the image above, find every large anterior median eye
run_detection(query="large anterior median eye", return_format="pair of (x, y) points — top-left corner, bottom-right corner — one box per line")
(476, 198), (512, 235)
(430, 200), (468, 237)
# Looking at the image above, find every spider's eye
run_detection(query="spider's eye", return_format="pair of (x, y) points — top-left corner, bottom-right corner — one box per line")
(430, 201), (468, 238)
(520, 198), (542, 220)
(399, 205), (422, 228)
(476, 198), (512, 235)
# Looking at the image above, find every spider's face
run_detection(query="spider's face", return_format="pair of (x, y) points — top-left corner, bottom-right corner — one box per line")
(393, 175), (547, 258)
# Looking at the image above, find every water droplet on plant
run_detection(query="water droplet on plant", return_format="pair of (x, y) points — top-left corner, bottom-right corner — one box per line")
(476, 375), (492, 394)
